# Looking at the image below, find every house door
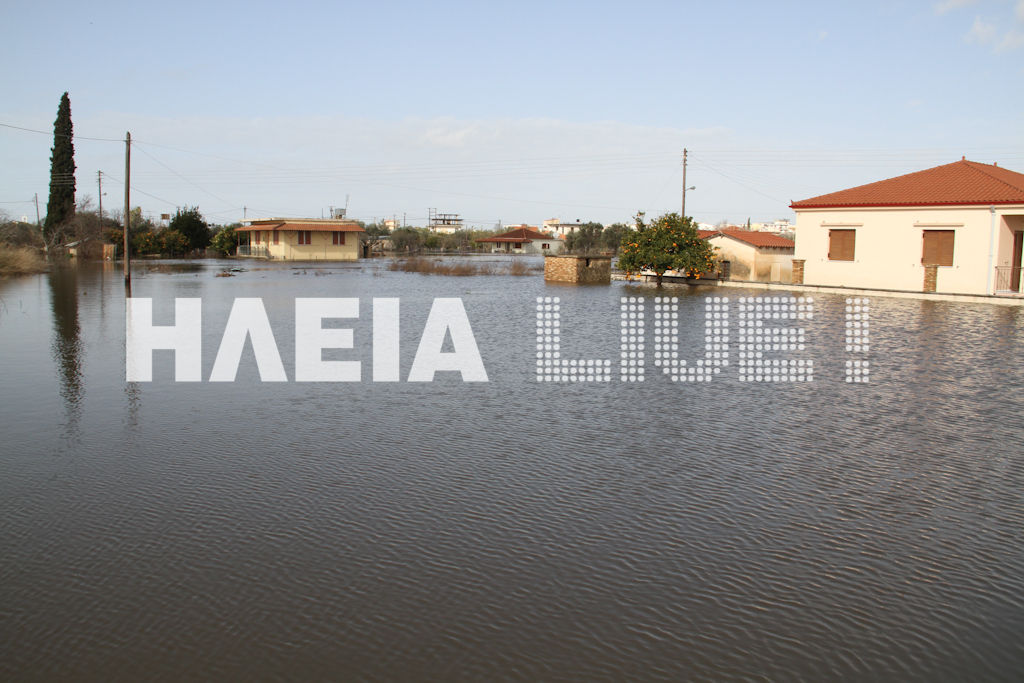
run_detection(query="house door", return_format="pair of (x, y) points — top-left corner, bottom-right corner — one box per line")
(1012, 231), (1023, 293)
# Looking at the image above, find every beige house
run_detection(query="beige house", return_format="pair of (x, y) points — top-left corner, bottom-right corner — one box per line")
(700, 229), (795, 282)
(791, 160), (1024, 295)
(236, 218), (365, 261)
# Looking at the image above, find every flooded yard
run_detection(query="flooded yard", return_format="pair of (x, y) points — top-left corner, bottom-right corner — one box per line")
(1, 258), (1023, 680)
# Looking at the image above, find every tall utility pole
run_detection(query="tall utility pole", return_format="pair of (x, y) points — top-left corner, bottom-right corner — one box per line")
(33, 193), (40, 227)
(123, 132), (131, 285)
(97, 171), (103, 227)
(681, 148), (689, 218)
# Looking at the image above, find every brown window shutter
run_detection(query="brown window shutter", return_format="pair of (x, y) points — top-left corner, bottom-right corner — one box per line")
(922, 230), (954, 266)
(828, 229), (855, 261)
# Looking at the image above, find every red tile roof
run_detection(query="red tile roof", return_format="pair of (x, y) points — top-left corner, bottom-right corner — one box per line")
(237, 220), (365, 233)
(477, 227), (560, 243)
(697, 228), (793, 248)
(713, 229), (795, 248)
(791, 160), (1024, 209)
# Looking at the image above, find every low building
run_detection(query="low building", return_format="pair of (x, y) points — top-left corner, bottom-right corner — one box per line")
(477, 227), (564, 254)
(544, 254), (611, 284)
(790, 159), (1024, 295)
(236, 218), (365, 261)
(704, 229), (795, 282)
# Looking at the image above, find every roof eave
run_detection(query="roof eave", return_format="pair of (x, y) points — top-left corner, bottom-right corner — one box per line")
(791, 200), (1024, 210)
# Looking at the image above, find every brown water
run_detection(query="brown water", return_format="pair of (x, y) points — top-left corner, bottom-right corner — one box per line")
(1, 259), (1023, 681)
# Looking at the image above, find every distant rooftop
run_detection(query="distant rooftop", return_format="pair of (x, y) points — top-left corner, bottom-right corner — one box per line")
(237, 218), (364, 232)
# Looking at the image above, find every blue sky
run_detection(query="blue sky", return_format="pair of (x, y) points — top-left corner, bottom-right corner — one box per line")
(2, 0), (1023, 227)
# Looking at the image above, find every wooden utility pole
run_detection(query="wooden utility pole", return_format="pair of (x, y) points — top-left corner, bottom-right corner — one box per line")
(123, 132), (131, 285)
(97, 171), (103, 227)
(681, 148), (688, 218)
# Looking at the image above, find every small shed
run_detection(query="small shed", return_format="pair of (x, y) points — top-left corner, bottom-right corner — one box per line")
(544, 254), (611, 284)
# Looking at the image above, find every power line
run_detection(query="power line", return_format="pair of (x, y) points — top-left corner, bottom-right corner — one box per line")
(0, 121), (123, 142)
(133, 142), (234, 206)
(100, 171), (179, 208)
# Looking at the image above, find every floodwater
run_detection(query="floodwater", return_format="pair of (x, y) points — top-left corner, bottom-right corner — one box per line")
(1, 258), (1022, 681)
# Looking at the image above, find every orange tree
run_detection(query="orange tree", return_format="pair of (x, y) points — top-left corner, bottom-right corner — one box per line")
(617, 212), (716, 286)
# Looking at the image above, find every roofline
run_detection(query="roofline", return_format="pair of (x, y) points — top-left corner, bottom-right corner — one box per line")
(236, 222), (365, 232)
(242, 217), (363, 225)
(791, 200), (1024, 210)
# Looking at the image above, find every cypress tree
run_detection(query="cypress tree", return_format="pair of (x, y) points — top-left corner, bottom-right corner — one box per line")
(44, 91), (76, 245)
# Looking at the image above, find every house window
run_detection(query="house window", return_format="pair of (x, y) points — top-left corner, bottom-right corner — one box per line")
(332, 231), (346, 245)
(828, 229), (855, 261)
(542, 243), (550, 250)
(273, 231), (279, 245)
(515, 242), (522, 249)
(922, 230), (954, 266)
(253, 231), (260, 244)
(297, 231), (312, 245)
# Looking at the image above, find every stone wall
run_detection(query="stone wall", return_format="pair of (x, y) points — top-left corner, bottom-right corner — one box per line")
(792, 259), (805, 285)
(544, 255), (612, 284)
(923, 265), (938, 293)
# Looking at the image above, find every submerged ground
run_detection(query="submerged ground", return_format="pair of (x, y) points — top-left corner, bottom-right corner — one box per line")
(1, 258), (1022, 680)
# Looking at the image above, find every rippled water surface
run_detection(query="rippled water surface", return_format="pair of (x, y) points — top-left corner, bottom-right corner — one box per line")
(2, 259), (1023, 681)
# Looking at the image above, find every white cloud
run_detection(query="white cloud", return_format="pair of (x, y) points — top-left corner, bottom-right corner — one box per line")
(960, 2), (1024, 51)
(965, 16), (999, 45)
(935, 0), (979, 15)
(998, 29), (1024, 50)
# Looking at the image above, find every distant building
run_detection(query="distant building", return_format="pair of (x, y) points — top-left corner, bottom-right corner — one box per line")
(791, 159), (1024, 294)
(429, 210), (463, 234)
(543, 218), (583, 238)
(753, 219), (793, 233)
(478, 227), (565, 254)
(236, 218), (365, 261)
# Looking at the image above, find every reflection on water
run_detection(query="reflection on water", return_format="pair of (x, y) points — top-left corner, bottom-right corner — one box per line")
(1, 260), (1023, 681)
(48, 265), (84, 438)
